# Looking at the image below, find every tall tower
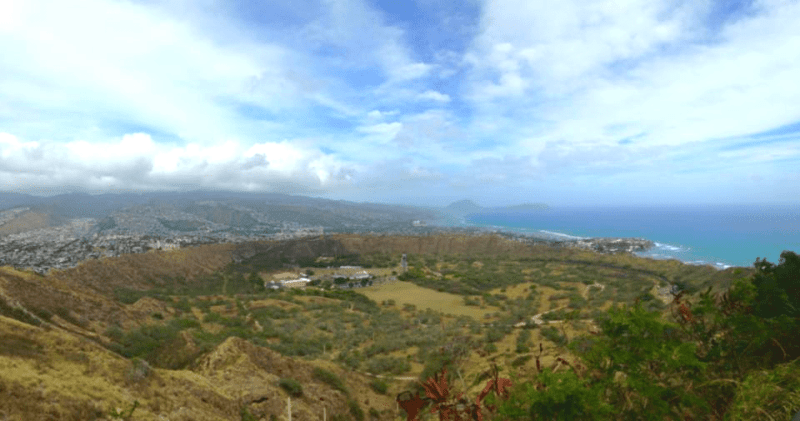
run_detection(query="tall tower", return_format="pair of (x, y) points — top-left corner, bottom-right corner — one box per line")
(401, 253), (407, 273)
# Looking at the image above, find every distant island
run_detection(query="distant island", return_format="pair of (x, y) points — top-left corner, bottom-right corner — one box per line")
(443, 199), (549, 216)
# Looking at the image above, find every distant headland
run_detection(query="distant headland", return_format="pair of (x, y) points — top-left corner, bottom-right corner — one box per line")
(443, 199), (550, 216)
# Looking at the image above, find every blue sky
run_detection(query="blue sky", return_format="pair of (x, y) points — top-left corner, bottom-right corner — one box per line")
(1, 0), (799, 207)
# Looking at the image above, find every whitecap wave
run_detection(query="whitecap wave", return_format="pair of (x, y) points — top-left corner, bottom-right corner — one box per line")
(653, 242), (689, 252)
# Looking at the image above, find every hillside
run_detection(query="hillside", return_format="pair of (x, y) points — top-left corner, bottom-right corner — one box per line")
(444, 200), (483, 215)
(0, 234), (798, 420)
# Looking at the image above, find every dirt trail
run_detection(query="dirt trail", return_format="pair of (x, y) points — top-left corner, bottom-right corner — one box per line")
(357, 371), (418, 381)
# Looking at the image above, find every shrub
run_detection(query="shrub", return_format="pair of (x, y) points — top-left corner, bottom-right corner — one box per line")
(203, 311), (225, 323)
(516, 329), (532, 353)
(126, 358), (151, 383)
(495, 368), (614, 420)
(0, 297), (42, 327)
(278, 378), (303, 397)
(55, 307), (89, 328)
(172, 298), (192, 313)
(540, 326), (567, 347)
(365, 356), (411, 375)
(463, 296), (481, 306)
(30, 306), (53, 321)
(336, 350), (362, 371)
(114, 288), (147, 305)
(347, 399), (364, 421)
(369, 379), (388, 395)
(511, 355), (532, 367)
(725, 358), (800, 421)
(485, 329), (504, 343)
(313, 367), (348, 395)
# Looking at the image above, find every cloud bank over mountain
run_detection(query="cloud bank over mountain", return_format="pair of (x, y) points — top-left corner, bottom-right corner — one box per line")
(1, 0), (799, 206)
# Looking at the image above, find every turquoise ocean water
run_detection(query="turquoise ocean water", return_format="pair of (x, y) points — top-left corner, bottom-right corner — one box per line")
(452, 205), (800, 270)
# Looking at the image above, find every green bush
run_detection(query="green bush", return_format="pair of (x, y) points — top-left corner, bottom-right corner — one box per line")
(278, 378), (303, 397)
(511, 355), (532, 368)
(540, 326), (567, 347)
(365, 356), (411, 375)
(463, 296), (481, 306)
(172, 298), (192, 313)
(369, 379), (388, 395)
(55, 307), (89, 328)
(516, 329), (532, 353)
(336, 350), (362, 371)
(127, 358), (151, 383)
(313, 367), (348, 395)
(725, 358), (800, 421)
(114, 288), (147, 305)
(347, 399), (364, 421)
(203, 311), (225, 323)
(485, 329), (504, 343)
(0, 297), (42, 327)
(493, 368), (613, 420)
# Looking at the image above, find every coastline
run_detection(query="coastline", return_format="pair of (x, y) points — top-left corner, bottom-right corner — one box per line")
(428, 215), (749, 271)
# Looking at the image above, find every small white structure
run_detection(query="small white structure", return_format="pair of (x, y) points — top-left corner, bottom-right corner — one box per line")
(282, 277), (310, 288)
(265, 281), (283, 290)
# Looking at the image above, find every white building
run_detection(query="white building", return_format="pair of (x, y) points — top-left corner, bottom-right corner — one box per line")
(281, 277), (310, 288)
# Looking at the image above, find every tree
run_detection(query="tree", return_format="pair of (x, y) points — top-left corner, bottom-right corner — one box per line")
(751, 251), (799, 320)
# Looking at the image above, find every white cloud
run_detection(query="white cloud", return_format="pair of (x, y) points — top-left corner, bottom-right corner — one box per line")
(418, 90), (451, 102)
(464, 0), (800, 181)
(0, 132), (353, 193)
(356, 122), (404, 143)
(301, 0), (432, 84)
(1, 0), (798, 205)
(0, 0), (310, 144)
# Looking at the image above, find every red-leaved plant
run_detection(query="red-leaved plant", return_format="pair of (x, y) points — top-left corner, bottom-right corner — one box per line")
(397, 363), (512, 421)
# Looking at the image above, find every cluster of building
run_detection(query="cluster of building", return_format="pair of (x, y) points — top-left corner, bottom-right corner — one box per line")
(263, 266), (383, 290)
(0, 207), (30, 226)
(0, 202), (339, 274)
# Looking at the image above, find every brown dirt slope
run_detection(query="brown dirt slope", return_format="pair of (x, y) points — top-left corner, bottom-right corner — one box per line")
(0, 244), (238, 334)
(332, 233), (533, 256)
(0, 315), (395, 421)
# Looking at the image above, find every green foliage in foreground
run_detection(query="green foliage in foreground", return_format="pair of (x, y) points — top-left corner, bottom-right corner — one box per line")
(491, 369), (614, 421)
(491, 251), (800, 421)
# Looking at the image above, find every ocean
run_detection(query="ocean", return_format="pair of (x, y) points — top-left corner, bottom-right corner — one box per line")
(454, 204), (800, 270)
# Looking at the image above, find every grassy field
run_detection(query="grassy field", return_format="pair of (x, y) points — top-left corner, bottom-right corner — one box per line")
(360, 280), (500, 319)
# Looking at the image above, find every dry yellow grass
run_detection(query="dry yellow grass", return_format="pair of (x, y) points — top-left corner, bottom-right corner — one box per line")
(0, 313), (401, 420)
(360, 281), (500, 320)
(248, 298), (301, 310)
(487, 281), (536, 299)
